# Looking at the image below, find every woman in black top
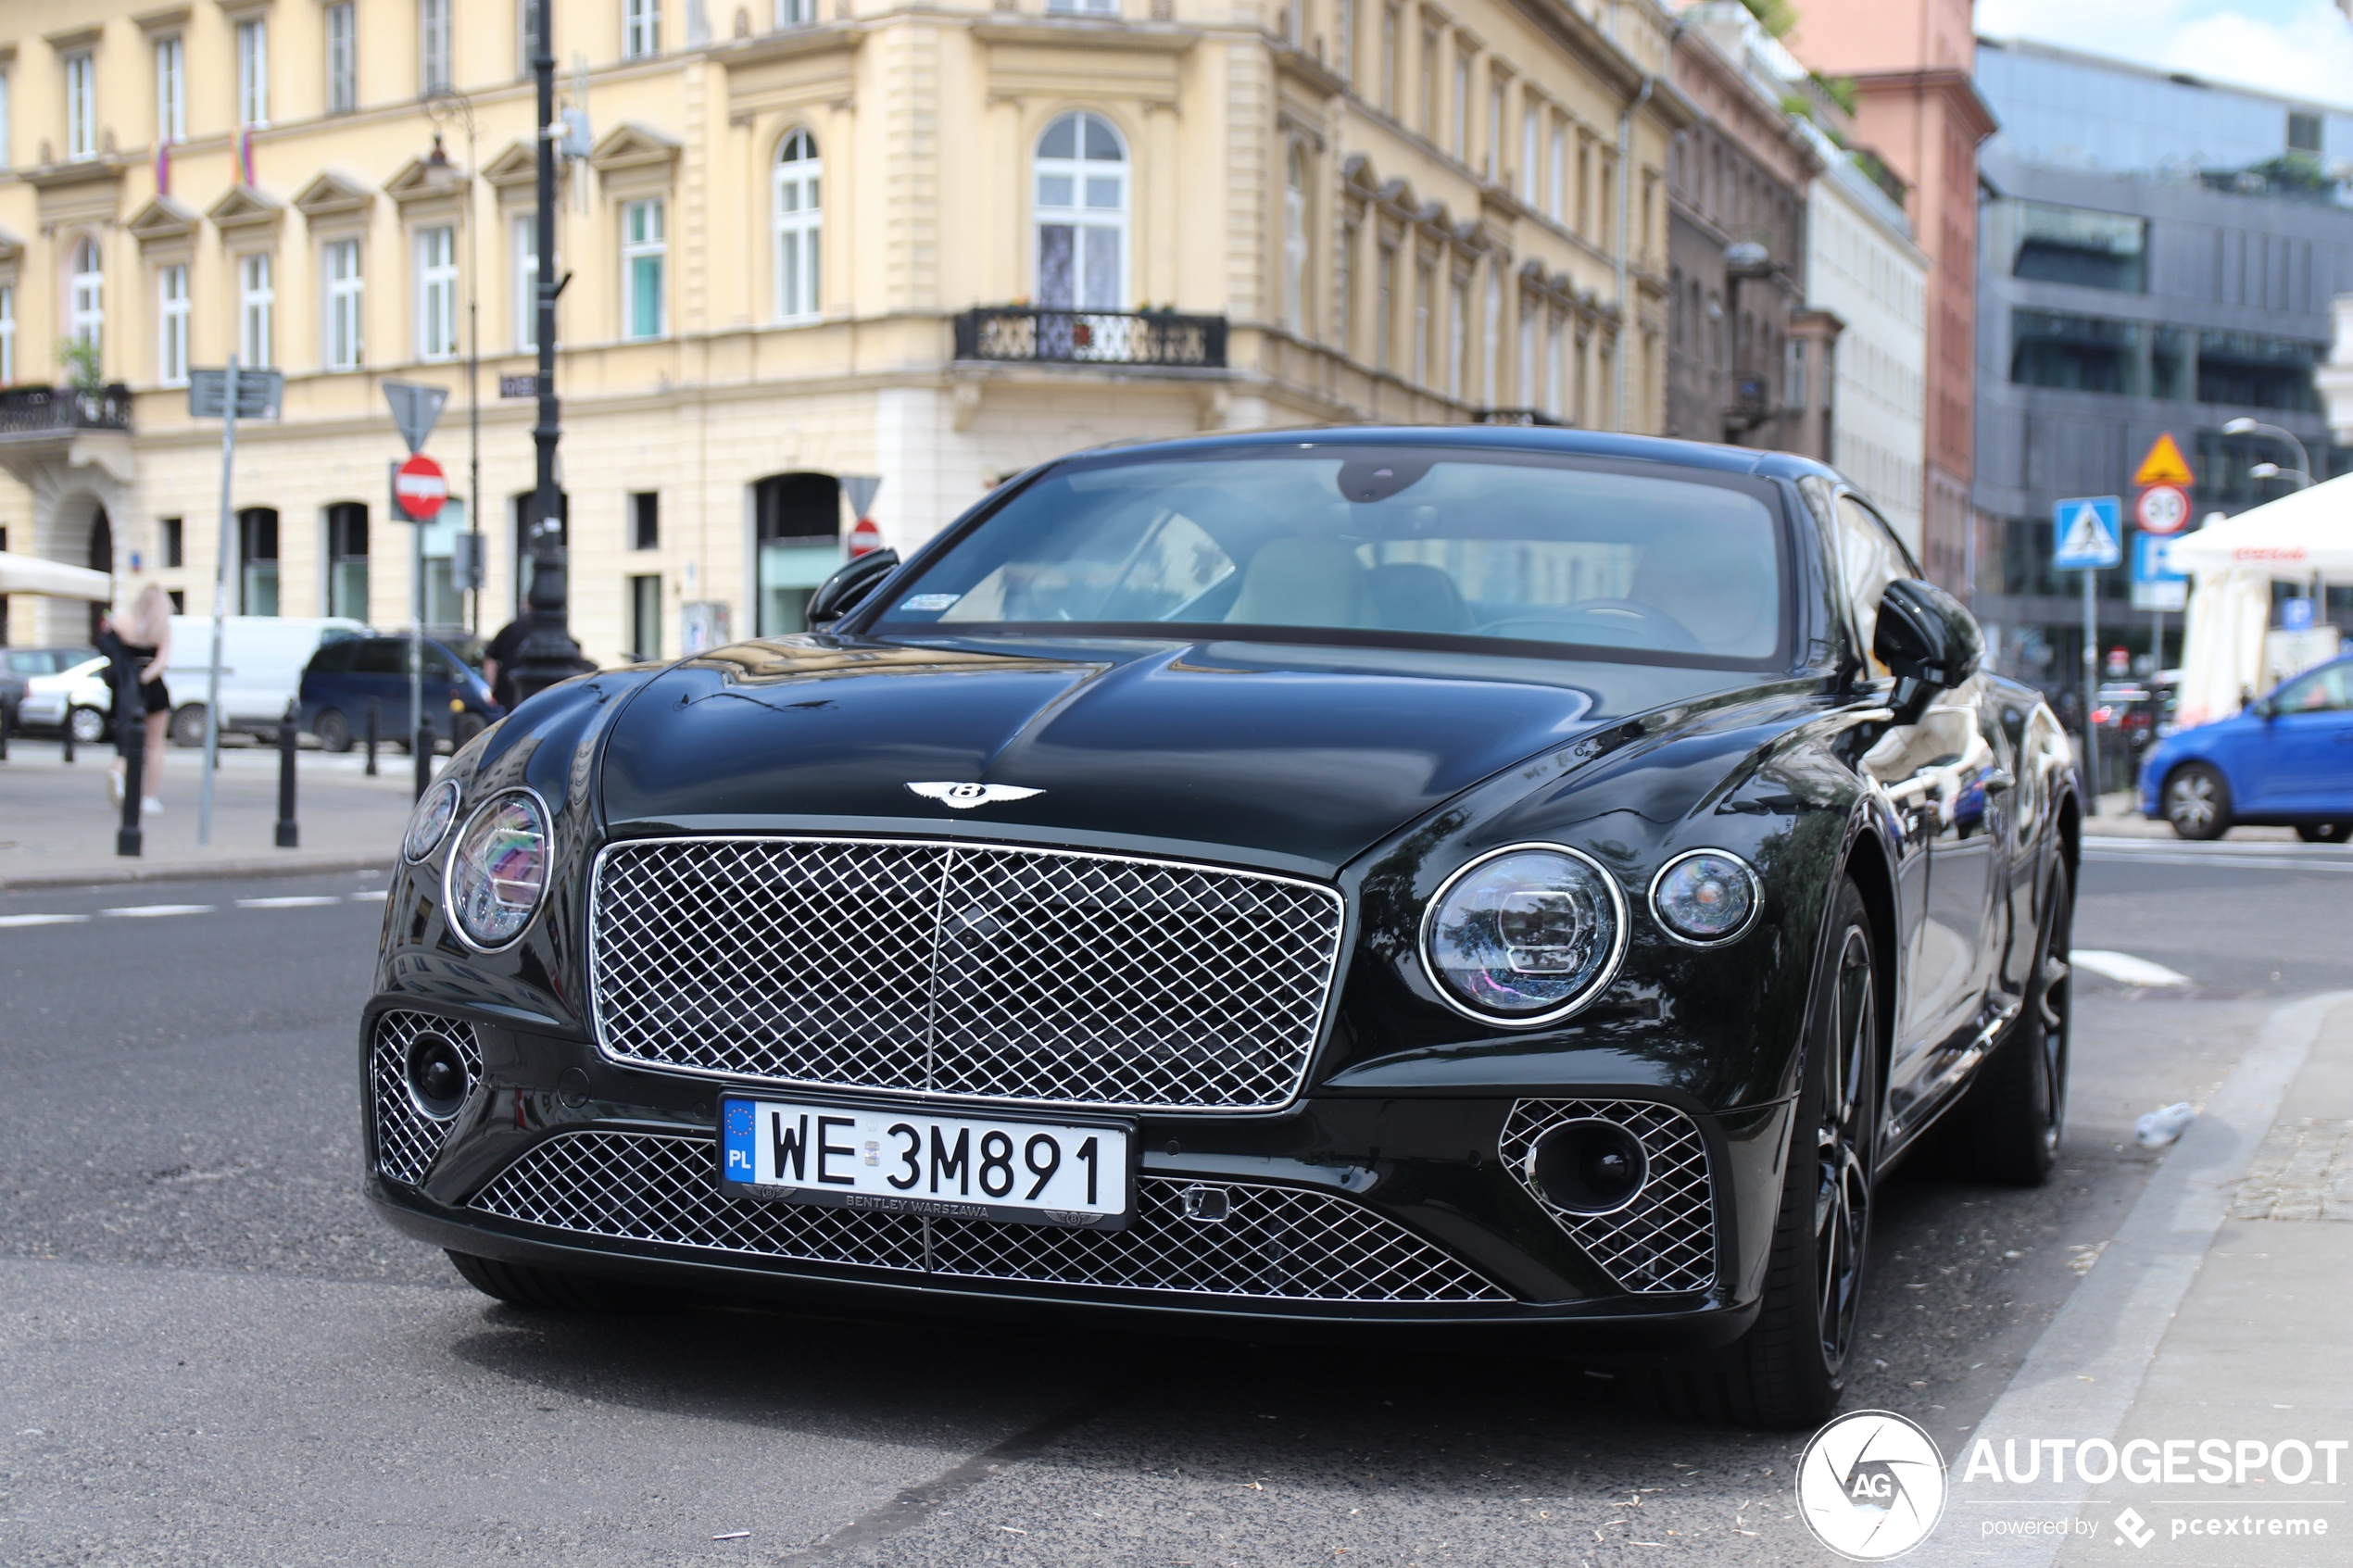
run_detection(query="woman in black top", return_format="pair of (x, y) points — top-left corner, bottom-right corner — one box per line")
(96, 584), (173, 814)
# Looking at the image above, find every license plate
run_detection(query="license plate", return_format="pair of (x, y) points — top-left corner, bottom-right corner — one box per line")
(718, 1097), (1132, 1229)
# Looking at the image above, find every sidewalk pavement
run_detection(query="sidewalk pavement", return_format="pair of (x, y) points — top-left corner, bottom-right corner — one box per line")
(0, 737), (424, 890)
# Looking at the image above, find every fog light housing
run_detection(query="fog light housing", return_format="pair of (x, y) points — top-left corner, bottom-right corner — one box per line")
(1527, 1119), (1649, 1214)
(405, 1030), (472, 1120)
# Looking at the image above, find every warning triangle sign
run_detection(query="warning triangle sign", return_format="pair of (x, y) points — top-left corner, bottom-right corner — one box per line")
(2057, 502), (2121, 568)
(2133, 432), (2195, 489)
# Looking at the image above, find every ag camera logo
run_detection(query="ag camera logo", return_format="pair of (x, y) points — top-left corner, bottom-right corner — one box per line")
(1797, 1410), (1950, 1561)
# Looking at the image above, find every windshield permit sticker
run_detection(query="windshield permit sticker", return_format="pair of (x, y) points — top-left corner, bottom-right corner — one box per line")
(900, 594), (961, 612)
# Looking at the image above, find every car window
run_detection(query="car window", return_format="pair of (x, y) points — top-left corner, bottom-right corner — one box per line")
(307, 640), (358, 675)
(352, 640), (406, 675)
(1831, 495), (1917, 679)
(423, 647), (459, 680)
(2275, 664), (2352, 713)
(8, 653), (45, 674)
(884, 447), (1792, 669)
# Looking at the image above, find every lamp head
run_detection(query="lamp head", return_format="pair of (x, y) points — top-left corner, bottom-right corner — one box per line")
(2223, 417), (2258, 435)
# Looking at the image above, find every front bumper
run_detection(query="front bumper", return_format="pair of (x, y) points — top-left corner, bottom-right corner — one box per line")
(362, 1001), (1793, 1337)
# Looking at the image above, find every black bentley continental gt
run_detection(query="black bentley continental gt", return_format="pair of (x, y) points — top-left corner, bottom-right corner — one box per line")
(365, 428), (2077, 1427)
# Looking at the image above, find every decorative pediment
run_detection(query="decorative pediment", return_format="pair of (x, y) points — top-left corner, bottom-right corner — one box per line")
(384, 153), (472, 204)
(588, 121), (682, 176)
(207, 183), (285, 237)
(481, 139), (542, 192)
(126, 194), (200, 243)
(291, 169), (373, 222)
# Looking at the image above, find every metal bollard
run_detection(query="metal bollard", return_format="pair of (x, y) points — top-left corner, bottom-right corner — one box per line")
(275, 702), (299, 849)
(414, 719), (433, 801)
(364, 696), (380, 776)
(61, 707), (76, 763)
(0, 695), (10, 761)
(115, 693), (143, 859)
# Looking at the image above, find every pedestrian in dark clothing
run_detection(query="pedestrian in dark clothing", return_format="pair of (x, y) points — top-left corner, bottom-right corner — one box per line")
(482, 615), (528, 712)
(94, 583), (172, 815)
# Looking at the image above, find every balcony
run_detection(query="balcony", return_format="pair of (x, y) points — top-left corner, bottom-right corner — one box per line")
(954, 307), (1227, 370)
(0, 384), (134, 435)
(1472, 408), (1567, 427)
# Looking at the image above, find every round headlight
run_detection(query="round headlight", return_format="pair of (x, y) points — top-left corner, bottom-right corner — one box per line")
(1419, 845), (1627, 1025)
(446, 791), (550, 950)
(1649, 849), (1760, 946)
(402, 778), (461, 862)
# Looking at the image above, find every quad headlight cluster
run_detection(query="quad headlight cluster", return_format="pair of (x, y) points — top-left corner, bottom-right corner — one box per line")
(401, 780), (552, 951)
(1420, 843), (1760, 1025)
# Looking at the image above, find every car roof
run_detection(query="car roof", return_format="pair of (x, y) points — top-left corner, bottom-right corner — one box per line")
(1038, 424), (1845, 484)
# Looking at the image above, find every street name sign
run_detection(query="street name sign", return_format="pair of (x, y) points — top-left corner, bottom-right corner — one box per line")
(2053, 495), (2122, 571)
(188, 368), (283, 420)
(396, 454), (448, 521)
(2133, 432), (2195, 489)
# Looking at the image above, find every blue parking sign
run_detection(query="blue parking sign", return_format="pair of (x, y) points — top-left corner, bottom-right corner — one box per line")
(2053, 496), (2122, 570)
(2132, 533), (2186, 583)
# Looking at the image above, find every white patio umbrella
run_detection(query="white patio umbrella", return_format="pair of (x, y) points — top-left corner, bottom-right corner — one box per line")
(0, 549), (111, 601)
(2167, 475), (2353, 726)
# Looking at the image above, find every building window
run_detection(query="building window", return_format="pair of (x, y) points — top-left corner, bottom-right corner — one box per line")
(239, 508), (280, 616)
(511, 213), (539, 351)
(1335, 219), (1356, 355)
(779, 0), (818, 22)
(421, 0), (452, 93)
(237, 19), (269, 128)
(1282, 143), (1309, 335)
(630, 491), (660, 550)
(1453, 56), (1469, 160)
(1336, 0), (1353, 82)
(1982, 198), (2147, 292)
(70, 240), (103, 350)
(160, 516), (184, 569)
(1546, 312), (1564, 418)
(327, 4), (358, 112)
(1034, 111), (1127, 310)
(623, 198), (666, 339)
(1516, 295), (1536, 408)
(66, 53), (96, 160)
(1047, 0), (1118, 12)
(623, 0), (660, 59)
(239, 253), (274, 368)
(327, 502), (369, 621)
(629, 574), (663, 661)
(418, 225), (459, 360)
(753, 471), (843, 634)
(158, 263), (189, 386)
(0, 72), (11, 169)
(1521, 106), (1539, 207)
(1487, 81), (1502, 182)
(774, 129), (821, 321)
(0, 285), (15, 383)
(324, 239), (363, 370)
(1413, 257), (1432, 385)
(1548, 120), (1566, 222)
(1375, 242), (1395, 371)
(1417, 31), (1437, 137)
(1446, 272), (1466, 396)
(156, 36), (185, 144)
(519, 0), (547, 75)
(1379, 7), (1398, 114)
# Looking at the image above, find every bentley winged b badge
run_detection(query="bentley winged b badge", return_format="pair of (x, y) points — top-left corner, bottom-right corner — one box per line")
(905, 782), (1045, 809)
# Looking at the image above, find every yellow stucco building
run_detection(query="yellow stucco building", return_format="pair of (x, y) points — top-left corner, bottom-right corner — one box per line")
(0, 0), (1680, 664)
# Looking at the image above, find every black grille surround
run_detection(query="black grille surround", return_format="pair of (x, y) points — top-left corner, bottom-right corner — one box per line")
(469, 1129), (1514, 1306)
(586, 835), (1348, 1113)
(371, 1011), (484, 1186)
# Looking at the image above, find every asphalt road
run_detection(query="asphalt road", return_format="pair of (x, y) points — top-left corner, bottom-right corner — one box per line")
(1, 843), (2345, 1566)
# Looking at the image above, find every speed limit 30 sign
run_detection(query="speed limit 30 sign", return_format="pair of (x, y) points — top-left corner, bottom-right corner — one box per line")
(2134, 483), (2189, 535)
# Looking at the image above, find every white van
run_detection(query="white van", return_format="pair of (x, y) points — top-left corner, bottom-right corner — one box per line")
(164, 617), (370, 743)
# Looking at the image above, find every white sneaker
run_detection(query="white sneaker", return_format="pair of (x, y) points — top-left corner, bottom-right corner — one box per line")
(141, 797), (164, 815)
(107, 772), (125, 808)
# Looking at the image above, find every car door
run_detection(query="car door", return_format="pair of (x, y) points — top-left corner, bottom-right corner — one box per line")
(2259, 662), (2353, 813)
(348, 638), (409, 732)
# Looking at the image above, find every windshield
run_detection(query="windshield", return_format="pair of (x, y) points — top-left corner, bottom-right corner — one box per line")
(871, 446), (1791, 668)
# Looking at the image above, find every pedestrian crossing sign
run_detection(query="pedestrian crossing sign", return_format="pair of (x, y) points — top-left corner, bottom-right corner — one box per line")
(2053, 495), (2122, 570)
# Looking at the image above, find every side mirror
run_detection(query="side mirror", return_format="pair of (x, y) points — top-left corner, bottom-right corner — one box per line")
(806, 549), (900, 630)
(2250, 696), (2276, 720)
(1873, 577), (1983, 718)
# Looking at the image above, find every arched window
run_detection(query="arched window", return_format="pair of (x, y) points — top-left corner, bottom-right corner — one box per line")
(1281, 143), (1310, 335)
(69, 239), (104, 351)
(1034, 112), (1126, 310)
(774, 128), (821, 321)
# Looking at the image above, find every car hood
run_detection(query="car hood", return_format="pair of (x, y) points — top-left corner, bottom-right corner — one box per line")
(598, 634), (1761, 872)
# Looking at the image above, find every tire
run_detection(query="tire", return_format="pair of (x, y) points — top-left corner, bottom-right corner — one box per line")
(315, 708), (353, 753)
(2296, 822), (2350, 844)
(69, 705), (109, 746)
(2163, 763), (2231, 840)
(1947, 861), (2073, 1186)
(1657, 877), (1880, 1429)
(445, 1250), (635, 1311)
(169, 704), (208, 747)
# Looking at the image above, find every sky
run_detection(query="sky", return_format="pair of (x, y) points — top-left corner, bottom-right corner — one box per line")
(1974, 0), (2353, 108)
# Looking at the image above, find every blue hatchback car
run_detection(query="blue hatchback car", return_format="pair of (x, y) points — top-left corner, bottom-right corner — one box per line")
(2139, 653), (2353, 841)
(299, 634), (503, 753)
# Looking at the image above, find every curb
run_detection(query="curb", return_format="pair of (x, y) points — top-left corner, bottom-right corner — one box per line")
(0, 854), (396, 894)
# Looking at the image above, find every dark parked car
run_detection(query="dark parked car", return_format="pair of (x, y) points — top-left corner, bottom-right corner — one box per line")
(2141, 653), (2353, 841)
(2, 646), (98, 727)
(364, 429), (2077, 1428)
(299, 634), (502, 752)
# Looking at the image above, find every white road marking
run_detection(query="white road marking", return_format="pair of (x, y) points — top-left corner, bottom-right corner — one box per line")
(2, 891), (388, 928)
(2070, 948), (2191, 987)
(98, 904), (216, 919)
(2082, 849), (2353, 872)
(234, 896), (345, 909)
(0, 913), (91, 928)
(349, 889), (389, 901)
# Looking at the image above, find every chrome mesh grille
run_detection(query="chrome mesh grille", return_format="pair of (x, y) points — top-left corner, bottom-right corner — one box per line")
(1498, 1099), (1717, 1295)
(470, 1130), (1510, 1305)
(589, 837), (1345, 1111)
(370, 1012), (484, 1186)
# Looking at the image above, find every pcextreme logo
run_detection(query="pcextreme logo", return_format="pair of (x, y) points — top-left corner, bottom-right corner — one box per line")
(1796, 1410), (1950, 1562)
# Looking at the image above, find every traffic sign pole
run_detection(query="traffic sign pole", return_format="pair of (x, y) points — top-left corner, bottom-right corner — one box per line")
(2082, 568), (2100, 811)
(199, 358), (239, 847)
(390, 453), (448, 799)
(2054, 496), (2123, 815)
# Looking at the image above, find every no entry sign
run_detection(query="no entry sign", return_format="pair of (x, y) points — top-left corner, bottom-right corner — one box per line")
(396, 454), (447, 521)
(848, 517), (883, 557)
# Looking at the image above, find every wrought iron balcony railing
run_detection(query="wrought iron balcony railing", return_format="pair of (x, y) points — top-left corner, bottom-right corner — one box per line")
(0, 384), (134, 435)
(954, 307), (1227, 369)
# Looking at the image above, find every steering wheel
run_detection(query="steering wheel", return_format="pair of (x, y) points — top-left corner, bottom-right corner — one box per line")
(1479, 599), (1702, 653)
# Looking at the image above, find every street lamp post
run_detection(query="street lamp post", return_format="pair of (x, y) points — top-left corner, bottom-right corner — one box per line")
(511, 9), (585, 700)
(2222, 417), (2312, 483)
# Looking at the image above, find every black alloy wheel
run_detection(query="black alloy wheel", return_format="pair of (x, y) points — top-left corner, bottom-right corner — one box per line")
(1950, 861), (2073, 1185)
(316, 709), (353, 752)
(1655, 876), (1879, 1428)
(2296, 822), (2350, 844)
(2165, 763), (2231, 840)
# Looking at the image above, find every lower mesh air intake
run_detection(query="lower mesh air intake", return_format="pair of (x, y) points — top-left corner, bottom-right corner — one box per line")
(1499, 1098), (1718, 1294)
(371, 1012), (484, 1185)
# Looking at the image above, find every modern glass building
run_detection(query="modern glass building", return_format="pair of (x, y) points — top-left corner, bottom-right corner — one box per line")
(1972, 37), (2353, 687)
